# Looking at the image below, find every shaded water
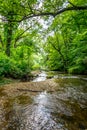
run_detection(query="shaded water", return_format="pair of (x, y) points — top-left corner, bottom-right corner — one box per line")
(0, 72), (87, 130)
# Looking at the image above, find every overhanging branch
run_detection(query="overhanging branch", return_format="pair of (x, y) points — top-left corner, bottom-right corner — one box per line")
(54, 5), (87, 17)
(6, 4), (87, 23)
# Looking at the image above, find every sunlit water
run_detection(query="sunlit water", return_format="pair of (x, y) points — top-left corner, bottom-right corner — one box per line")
(33, 71), (47, 82)
(0, 72), (87, 130)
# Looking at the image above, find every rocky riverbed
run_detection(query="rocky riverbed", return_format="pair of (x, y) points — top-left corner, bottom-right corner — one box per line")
(0, 71), (87, 130)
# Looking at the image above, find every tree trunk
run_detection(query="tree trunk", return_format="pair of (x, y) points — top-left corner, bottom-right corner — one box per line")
(5, 22), (13, 57)
(5, 43), (11, 57)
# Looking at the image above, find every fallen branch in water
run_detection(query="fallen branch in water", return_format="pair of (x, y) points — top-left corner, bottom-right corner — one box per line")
(17, 88), (54, 93)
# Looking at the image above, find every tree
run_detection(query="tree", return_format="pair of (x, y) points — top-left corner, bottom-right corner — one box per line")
(43, 3), (87, 73)
(0, 0), (87, 56)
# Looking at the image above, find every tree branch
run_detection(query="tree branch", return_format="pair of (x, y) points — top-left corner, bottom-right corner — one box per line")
(13, 4), (87, 22)
(54, 5), (87, 17)
(15, 27), (31, 41)
(68, 1), (77, 7)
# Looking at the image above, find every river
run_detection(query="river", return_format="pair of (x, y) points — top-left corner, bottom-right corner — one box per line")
(0, 71), (87, 130)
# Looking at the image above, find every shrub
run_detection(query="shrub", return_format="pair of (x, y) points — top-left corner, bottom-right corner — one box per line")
(0, 53), (31, 79)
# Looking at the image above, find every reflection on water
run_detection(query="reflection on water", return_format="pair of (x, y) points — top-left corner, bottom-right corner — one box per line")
(0, 72), (87, 130)
(4, 92), (64, 130)
(22, 92), (64, 130)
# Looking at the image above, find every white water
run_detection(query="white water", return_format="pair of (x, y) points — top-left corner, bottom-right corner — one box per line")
(33, 71), (47, 82)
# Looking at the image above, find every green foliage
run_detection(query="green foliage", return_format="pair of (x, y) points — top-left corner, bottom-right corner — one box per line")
(0, 52), (33, 79)
(0, 0), (87, 78)
(44, 5), (87, 74)
(68, 65), (85, 74)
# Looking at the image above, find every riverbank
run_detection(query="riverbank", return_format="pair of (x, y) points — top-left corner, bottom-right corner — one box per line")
(0, 70), (42, 86)
(0, 70), (87, 86)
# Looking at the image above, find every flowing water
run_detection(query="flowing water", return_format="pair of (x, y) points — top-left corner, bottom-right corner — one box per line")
(33, 71), (47, 82)
(0, 71), (87, 130)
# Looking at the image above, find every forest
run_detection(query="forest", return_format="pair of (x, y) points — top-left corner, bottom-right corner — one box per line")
(0, 0), (87, 80)
(0, 1), (87, 130)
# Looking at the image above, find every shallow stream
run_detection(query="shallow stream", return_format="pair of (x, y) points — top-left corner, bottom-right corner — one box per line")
(0, 71), (87, 130)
